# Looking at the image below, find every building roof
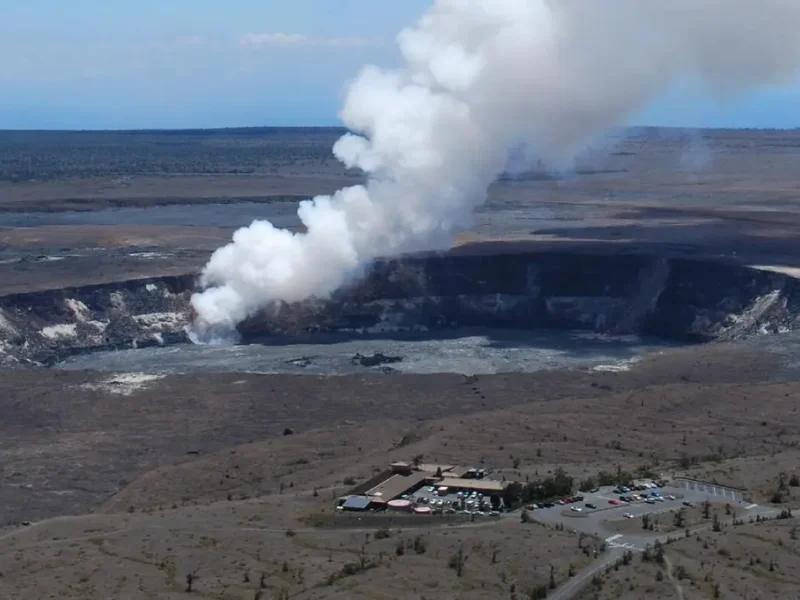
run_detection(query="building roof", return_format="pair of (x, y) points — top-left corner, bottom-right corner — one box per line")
(366, 471), (429, 501)
(342, 496), (373, 510)
(447, 465), (471, 478)
(438, 478), (508, 492)
(417, 463), (455, 474)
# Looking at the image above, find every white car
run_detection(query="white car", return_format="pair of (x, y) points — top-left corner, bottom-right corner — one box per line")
(623, 513), (634, 519)
(667, 495), (676, 501)
(570, 506), (583, 512)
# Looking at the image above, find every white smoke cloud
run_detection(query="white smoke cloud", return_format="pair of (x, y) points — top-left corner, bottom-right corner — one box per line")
(191, 0), (800, 341)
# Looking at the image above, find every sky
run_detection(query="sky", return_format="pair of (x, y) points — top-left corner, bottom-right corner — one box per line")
(2, 0), (800, 130)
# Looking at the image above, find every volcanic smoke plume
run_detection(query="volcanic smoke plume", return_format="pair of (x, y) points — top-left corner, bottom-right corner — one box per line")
(191, 0), (800, 341)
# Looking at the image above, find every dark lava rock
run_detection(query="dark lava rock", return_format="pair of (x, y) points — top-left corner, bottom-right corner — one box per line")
(352, 352), (404, 367)
(285, 356), (313, 368)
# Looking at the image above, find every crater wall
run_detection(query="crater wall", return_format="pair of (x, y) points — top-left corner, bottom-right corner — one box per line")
(242, 251), (800, 343)
(1, 250), (798, 366)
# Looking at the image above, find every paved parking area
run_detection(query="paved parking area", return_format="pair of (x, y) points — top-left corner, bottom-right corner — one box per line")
(529, 479), (762, 552)
(674, 478), (745, 503)
(409, 485), (505, 515)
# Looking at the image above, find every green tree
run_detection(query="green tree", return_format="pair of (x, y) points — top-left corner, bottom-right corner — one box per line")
(448, 545), (466, 577)
(654, 540), (665, 565)
(674, 509), (686, 528)
(413, 535), (427, 554)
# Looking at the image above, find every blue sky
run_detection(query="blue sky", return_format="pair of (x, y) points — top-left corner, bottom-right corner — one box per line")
(2, 0), (800, 130)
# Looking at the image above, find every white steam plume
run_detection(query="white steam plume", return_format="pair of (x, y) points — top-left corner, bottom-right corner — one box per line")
(191, 0), (800, 341)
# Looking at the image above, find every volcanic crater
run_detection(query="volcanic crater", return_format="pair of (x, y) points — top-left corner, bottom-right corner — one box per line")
(1, 243), (797, 370)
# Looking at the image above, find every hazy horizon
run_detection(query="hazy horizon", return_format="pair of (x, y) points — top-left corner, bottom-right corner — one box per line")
(3, 0), (800, 131)
(2, 124), (799, 134)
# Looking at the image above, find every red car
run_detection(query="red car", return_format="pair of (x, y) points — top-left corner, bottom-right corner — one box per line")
(608, 499), (620, 505)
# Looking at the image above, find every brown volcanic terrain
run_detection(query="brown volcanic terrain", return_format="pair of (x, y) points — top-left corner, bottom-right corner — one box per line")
(2, 127), (800, 294)
(2, 347), (800, 599)
(576, 518), (800, 600)
(1, 127), (800, 599)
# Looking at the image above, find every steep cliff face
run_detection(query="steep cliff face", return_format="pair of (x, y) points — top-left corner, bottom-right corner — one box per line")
(0, 275), (194, 366)
(1, 251), (798, 366)
(240, 252), (800, 343)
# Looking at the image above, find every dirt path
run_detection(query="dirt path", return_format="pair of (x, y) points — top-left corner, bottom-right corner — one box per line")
(664, 554), (686, 600)
(0, 509), (513, 554)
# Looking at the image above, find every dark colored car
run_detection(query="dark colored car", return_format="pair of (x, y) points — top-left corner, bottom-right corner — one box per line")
(585, 503), (597, 509)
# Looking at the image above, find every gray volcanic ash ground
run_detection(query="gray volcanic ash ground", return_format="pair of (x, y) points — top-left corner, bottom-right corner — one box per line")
(58, 329), (674, 376)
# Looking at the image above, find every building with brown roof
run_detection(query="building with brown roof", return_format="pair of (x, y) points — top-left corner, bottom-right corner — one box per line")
(366, 470), (429, 501)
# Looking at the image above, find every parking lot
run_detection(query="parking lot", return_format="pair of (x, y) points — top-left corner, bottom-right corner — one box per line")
(529, 478), (757, 542)
(408, 485), (505, 516)
(674, 478), (746, 503)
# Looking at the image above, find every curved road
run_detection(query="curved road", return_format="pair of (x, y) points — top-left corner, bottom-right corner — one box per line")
(546, 504), (784, 600)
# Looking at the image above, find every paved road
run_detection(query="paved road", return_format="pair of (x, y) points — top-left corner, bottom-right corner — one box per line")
(527, 481), (783, 600)
(546, 547), (625, 600)
(545, 503), (784, 600)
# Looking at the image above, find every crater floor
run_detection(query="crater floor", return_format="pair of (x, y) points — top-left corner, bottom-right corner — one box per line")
(57, 328), (677, 376)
